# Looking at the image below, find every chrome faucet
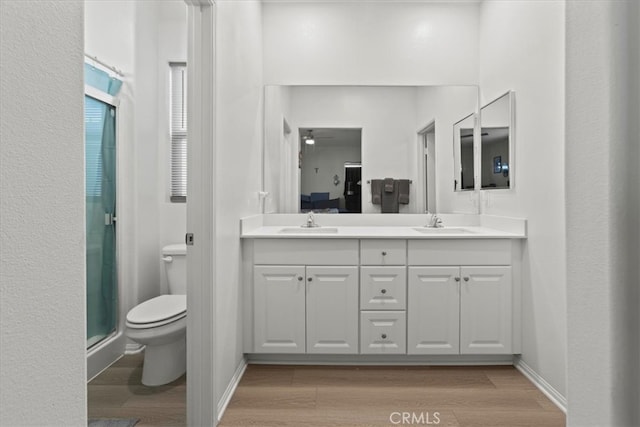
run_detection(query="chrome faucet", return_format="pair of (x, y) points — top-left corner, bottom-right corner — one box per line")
(426, 213), (443, 228)
(304, 211), (319, 228)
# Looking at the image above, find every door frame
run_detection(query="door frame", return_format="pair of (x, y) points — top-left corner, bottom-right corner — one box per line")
(184, 1), (217, 426)
(417, 120), (436, 213)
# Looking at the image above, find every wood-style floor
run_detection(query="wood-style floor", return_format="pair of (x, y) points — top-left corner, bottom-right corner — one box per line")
(88, 353), (186, 426)
(89, 355), (565, 426)
(219, 364), (565, 427)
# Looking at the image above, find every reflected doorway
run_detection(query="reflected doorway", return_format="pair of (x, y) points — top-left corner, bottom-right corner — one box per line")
(299, 128), (362, 213)
(418, 121), (436, 213)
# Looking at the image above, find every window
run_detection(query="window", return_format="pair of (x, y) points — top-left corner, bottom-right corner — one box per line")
(85, 95), (106, 197)
(170, 62), (187, 202)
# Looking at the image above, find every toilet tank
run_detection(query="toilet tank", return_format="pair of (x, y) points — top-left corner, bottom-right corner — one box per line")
(162, 243), (187, 295)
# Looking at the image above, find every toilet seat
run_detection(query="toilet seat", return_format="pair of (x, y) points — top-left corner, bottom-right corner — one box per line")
(126, 295), (186, 329)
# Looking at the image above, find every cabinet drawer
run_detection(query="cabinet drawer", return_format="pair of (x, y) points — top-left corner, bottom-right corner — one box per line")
(360, 240), (406, 265)
(360, 311), (406, 354)
(254, 239), (358, 265)
(408, 239), (511, 265)
(360, 266), (406, 310)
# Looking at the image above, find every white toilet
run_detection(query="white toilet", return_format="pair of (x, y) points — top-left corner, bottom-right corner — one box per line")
(125, 243), (187, 386)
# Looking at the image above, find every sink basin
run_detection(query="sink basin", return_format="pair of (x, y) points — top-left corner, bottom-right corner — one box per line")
(279, 227), (339, 234)
(413, 227), (476, 234)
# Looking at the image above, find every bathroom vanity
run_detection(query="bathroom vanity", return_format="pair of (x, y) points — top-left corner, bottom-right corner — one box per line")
(241, 214), (525, 363)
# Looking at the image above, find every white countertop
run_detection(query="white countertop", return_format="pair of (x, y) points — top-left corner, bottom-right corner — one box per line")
(241, 225), (525, 239)
(240, 214), (527, 239)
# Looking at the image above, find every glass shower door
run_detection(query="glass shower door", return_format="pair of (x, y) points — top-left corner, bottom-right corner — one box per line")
(85, 95), (117, 349)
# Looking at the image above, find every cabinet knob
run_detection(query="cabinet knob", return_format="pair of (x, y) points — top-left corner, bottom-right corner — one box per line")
(381, 251), (387, 256)
(381, 334), (387, 339)
(463, 277), (469, 282)
(381, 288), (387, 294)
(308, 277), (313, 282)
(298, 276), (303, 281)
(455, 277), (460, 282)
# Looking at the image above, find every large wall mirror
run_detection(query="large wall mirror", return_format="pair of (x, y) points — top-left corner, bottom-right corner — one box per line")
(480, 91), (515, 190)
(263, 85), (478, 214)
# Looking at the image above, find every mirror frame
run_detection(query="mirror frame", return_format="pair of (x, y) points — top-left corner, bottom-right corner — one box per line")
(480, 90), (515, 191)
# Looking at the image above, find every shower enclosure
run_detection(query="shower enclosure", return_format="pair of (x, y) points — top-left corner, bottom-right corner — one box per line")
(84, 63), (121, 350)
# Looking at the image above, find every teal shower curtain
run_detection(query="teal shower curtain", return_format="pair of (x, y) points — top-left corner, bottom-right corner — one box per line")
(85, 64), (121, 347)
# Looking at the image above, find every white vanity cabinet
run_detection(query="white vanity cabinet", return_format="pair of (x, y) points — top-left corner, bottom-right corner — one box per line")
(407, 240), (516, 355)
(251, 239), (359, 355)
(246, 235), (521, 358)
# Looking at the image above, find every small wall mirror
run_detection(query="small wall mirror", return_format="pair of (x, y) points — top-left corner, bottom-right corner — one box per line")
(480, 91), (514, 190)
(453, 113), (476, 191)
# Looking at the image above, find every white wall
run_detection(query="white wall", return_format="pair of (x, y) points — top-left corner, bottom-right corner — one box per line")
(478, 0), (567, 399)
(566, 1), (640, 425)
(264, 85), (294, 213)
(156, 2), (188, 293)
(133, 0), (162, 304)
(262, 1), (480, 86)
(290, 86), (418, 213)
(0, 1), (86, 425)
(215, 0), (264, 412)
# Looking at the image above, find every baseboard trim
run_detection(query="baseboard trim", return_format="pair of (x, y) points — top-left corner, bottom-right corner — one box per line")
(247, 353), (514, 365)
(515, 357), (567, 413)
(217, 357), (248, 423)
(87, 332), (126, 382)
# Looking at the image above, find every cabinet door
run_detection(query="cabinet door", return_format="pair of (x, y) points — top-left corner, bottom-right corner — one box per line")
(407, 267), (460, 354)
(254, 265), (306, 353)
(460, 266), (512, 354)
(360, 266), (406, 310)
(306, 266), (358, 354)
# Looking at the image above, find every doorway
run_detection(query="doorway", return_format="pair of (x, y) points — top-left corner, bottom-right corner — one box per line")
(418, 121), (436, 213)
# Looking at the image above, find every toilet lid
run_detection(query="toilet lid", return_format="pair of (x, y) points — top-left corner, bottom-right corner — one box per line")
(127, 295), (186, 325)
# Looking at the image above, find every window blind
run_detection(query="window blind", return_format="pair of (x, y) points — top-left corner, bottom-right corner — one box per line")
(170, 62), (187, 202)
(85, 96), (106, 197)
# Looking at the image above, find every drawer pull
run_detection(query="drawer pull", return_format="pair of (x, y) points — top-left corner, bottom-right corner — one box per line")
(308, 277), (313, 282)
(463, 277), (469, 282)
(455, 277), (460, 282)
(381, 334), (387, 339)
(381, 289), (387, 294)
(298, 276), (303, 281)
(381, 251), (387, 256)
